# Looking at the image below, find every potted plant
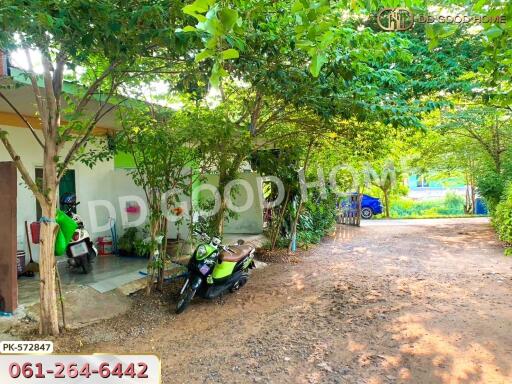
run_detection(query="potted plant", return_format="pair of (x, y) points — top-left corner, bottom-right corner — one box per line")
(118, 228), (148, 257)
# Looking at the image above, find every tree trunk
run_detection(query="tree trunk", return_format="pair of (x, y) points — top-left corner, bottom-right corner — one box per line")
(39, 152), (60, 336)
(465, 187), (471, 214)
(215, 173), (228, 237)
(157, 218), (168, 292)
(188, 171), (194, 250)
(383, 190), (390, 218)
(146, 214), (160, 295)
(470, 181), (476, 215)
(288, 199), (304, 252)
(271, 188), (290, 250)
(217, 200), (226, 237)
(39, 134), (60, 335)
(39, 215), (59, 335)
(288, 140), (314, 252)
(464, 173), (471, 214)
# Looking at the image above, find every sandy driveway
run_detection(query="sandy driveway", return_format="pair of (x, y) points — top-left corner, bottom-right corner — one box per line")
(53, 218), (512, 384)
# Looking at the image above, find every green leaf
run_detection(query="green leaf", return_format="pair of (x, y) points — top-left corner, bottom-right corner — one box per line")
(220, 48), (239, 60)
(195, 49), (213, 62)
(291, 0), (304, 12)
(210, 62), (221, 88)
(428, 39), (439, 50)
(309, 52), (327, 77)
(183, 0), (214, 14)
(209, 62), (229, 88)
(484, 25), (503, 40)
(182, 26), (197, 32)
(438, 24), (458, 38)
(425, 23), (457, 41)
(183, 0), (215, 22)
(182, 7), (207, 22)
(472, 0), (487, 12)
(424, 24), (435, 39)
(218, 8), (238, 32)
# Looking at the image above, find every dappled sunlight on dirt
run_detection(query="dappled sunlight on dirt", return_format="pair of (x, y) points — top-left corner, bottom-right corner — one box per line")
(346, 336), (367, 353)
(291, 272), (305, 291)
(43, 218), (512, 383)
(391, 313), (511, 383)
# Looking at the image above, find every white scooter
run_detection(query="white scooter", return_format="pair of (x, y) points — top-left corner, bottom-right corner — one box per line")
(61, 194), (97, 274)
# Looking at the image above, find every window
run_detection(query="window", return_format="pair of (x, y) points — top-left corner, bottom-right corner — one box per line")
(416, 175), (429, 188)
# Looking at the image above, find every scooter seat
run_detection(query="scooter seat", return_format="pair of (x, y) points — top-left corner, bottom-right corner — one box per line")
(220, 244), (254, 262)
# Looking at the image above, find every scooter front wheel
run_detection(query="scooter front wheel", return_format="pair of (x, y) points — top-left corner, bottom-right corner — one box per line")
(176, 285), (196, 314)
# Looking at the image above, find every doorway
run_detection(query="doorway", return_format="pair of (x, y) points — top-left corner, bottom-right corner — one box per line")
(35, 168), (76, 219)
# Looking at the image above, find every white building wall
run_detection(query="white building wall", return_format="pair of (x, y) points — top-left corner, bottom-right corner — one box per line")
(407, 187), (466, 201)
(0, 125), (263, 260)
(196, 172), (264, 234)
(0, 126), (123, 261)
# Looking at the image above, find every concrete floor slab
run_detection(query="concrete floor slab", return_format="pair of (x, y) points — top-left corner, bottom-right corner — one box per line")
(18, 255), (149, 306)
(23, 285), (132, 330)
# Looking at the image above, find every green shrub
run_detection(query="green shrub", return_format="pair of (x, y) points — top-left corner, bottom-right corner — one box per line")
(477, 170), (507, 212)
(297, 193), (337, 248)
(437, 193), (465, 215)
(493, 183), (512, 255)
(390, 193), (465, 218)
(118, 227), (139, 254)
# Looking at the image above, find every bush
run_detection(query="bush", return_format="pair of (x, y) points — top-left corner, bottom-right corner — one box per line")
(477, 170), (506, 212)
(297, 193), (337, 248)
(437, 193), (465, 215)
(493, 183), (512, 255)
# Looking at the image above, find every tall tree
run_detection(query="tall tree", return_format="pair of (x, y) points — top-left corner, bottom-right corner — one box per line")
(0, 0), (195, 335)
(116, 105), (200, 293)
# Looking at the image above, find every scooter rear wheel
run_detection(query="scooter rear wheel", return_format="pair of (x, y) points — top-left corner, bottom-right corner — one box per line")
(176, 286), (196, 314)
(81, 256), (92, 274)
(81, 247), (96, 274)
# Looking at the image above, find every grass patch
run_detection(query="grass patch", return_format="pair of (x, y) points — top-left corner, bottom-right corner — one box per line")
(388, 193), (471, 219)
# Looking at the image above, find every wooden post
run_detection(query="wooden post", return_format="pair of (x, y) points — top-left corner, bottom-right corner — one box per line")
(0, 162), (17, 313)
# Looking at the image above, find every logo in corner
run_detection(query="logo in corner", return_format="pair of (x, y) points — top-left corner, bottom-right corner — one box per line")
(377, 8), (415, 31)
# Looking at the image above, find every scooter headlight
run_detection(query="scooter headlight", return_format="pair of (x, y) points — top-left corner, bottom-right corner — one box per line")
(197, 245), (207, 257)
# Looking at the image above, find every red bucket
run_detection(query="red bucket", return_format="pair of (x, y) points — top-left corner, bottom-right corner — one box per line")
(30, 222), (41, 244)
(97, 236), (113, 256)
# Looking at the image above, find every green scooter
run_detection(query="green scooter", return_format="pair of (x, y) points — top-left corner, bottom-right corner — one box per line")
(176, 228), (256, 314)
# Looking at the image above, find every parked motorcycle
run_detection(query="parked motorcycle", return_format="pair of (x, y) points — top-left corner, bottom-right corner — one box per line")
(176, 227), (256, 314)
(61, 194), (97, 274)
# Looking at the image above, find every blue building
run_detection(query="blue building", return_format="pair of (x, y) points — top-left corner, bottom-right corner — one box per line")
(406, 174), (466, 200)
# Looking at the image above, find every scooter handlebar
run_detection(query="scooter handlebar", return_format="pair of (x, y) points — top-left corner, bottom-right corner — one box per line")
(193, 231), (211, 243)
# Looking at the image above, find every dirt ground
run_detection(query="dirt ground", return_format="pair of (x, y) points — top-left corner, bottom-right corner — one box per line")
(47, 218), (512, 383)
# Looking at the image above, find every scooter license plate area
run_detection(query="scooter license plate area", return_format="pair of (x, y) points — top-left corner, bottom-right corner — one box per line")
(70, 241), (89, 257)
(199, 264), (210, 275)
